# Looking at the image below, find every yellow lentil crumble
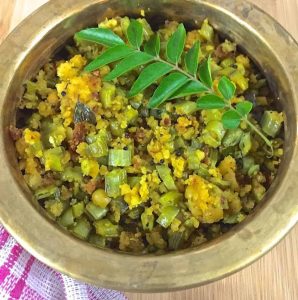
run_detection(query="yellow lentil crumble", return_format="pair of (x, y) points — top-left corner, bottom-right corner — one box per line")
(11, 16), (284, 253)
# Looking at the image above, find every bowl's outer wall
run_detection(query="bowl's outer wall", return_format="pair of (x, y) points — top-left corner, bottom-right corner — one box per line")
(0, 0), (297, 292)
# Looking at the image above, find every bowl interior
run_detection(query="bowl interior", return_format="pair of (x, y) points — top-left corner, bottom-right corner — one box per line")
(0, 0), (297, 292)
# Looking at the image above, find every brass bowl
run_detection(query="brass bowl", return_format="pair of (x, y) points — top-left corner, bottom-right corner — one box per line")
(0, 0), (297, 292)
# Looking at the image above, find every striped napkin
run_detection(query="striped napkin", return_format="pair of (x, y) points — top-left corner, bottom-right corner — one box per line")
(0, 225), (126, 300)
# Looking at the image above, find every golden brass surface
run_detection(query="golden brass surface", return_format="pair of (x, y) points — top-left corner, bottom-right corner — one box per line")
(0, 0), (297, 292)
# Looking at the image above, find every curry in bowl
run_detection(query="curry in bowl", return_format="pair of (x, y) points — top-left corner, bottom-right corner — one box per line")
(10, 16), (284, 253)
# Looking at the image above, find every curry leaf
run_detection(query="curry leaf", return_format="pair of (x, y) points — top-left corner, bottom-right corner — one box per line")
(197, 94), (226, 109)
(104, 52), (154, 81)
(199, 56), (212, 88)
(148, 72), (189, 108)
(84, 45), (135, 72)
(75, 18), (272, 151)
(144, 34), (161, 56)
(74, 102), (96, 125)
(129, 62), (173, 97)
(127, 19), (143, 49)
(170, 80), (209, 99)
(75, 28), (125, 47)
(218, 76), (236, 100)
(222, 110), (241, 129)
(236, 101), (253, 117)
(185, 41), (200, 76)
(166, 24), (186, 64)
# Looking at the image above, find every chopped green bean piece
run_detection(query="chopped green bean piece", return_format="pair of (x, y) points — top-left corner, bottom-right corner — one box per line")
(210, 177), (231, 189)
(239, 132), (252, 156)
(261, 111), (284, 138)
(168, 231), (183, 250)
(128, 207), (144, 219)
(94, 219), (119, 237)
(222, 128), (243, 147)
(125, 106), (139, 124)
(230, 70), (249, 91)
(223, 213), (246, 224)
(157, 206), (180, 228)
(187, 151), (202, 170)
(202, 121), (226, 148)
(100, 82), (116, 108)
(75, 189), (88, 202)
(62, 166), (83, 182)
(108, 149), (132, 167)
(174, 136), (188, 149)
(89, 233), (106, 248)
(44, 147), (65, 172)
(86, 132), (108, 158)
(72, 218), (91, 240)
(110, 198), (128, 223)
(184, 217), (199, 228)
(195, 164), (210, 178)
(156, 165), (177, 191)
(256, 96), (268, 106)
(159, 191), (183, 207)
(243, 156), (254, 172)
(72, 201), (85, 218)
(41, 119), (66, 148)
(35, 185), (58, 200)
(98, 156), (108, 166)
(252, 180), (266, 202)
(86, 202), (108, 220)
(199, 19), (214, 41)
(174, 101), (198, 115)
(217, 66), (235, 77)
(141, 208), (154, 231)
(209, 149), (218, 168)
(111, 198), (129, 214)
(190, 138), (203, 149)
(58, 208), (75, 227)
(248, 165), (260, 177)
(243, 156), (260, 177)
(128, 176), (141, 187)
(105, 169), (127, 198)
(220, 57), (235, 68)
(27, 112), (41, 129)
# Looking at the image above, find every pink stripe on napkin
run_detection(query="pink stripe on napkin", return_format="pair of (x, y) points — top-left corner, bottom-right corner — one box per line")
(0, 225), (127, 300)
(9, 256), (35, 299)
(0, 244), (23, 283)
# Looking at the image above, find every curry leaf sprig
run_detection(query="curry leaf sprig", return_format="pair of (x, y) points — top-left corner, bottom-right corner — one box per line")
(75, 20), (273, 153)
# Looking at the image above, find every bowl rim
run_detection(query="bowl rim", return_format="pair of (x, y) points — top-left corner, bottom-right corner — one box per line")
(0, 0), (297, 292)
